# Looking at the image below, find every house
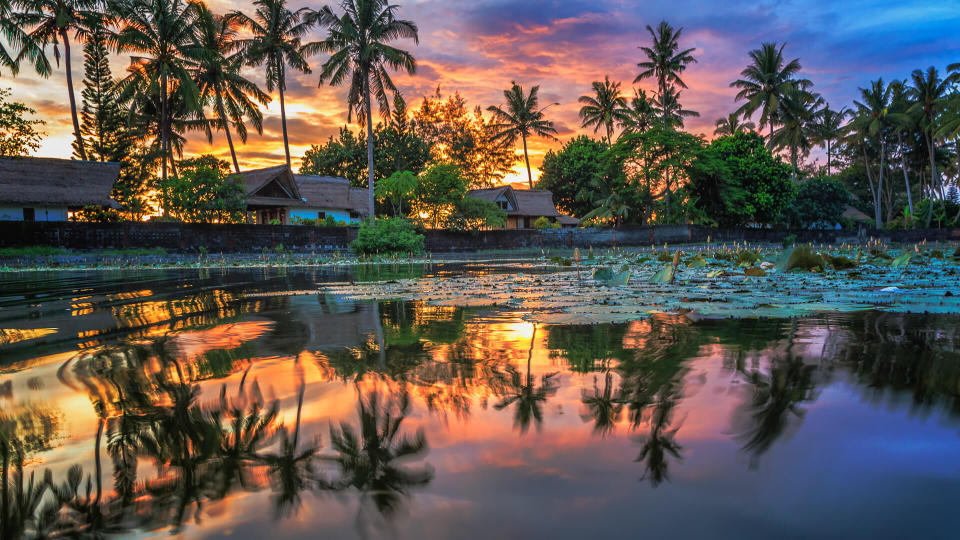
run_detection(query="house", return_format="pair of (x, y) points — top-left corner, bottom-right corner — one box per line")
(466, 185), (578, 229)
(0, 156), (119, 221)
(239, 165), (369, 225)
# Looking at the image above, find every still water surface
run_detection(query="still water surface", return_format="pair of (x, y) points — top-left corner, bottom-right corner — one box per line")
(2, 265), (960, 539)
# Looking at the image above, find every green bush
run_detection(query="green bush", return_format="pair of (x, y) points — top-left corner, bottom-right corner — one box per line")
(532, 216), (552, 229)
(324, 214), (338, 227)
(351, 218), (424, 255)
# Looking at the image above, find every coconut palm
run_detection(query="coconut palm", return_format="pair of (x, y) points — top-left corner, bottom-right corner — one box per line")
(651, 85), (699, 129)
(578, 76), (629, 143)
(493, 323), (559, 433)
(2, 0), (46, 76)
(889, 81), (915, 213)
(730, 42), (809, 148)
(713, 112), (755, 136)
(810, 105), (849, 177)
(17, 0), (101, 161)
(114, 0), (203, 185)
(234, 0), (317, 168)
(620, 88), (656, 134)
(908, 66), (951, 204)
(192, 5), (270, 173)
(487, 81), (558, 189)
(635, 20), (697, 128)
(580, 372), (623, 437)
(771, 86), (821, 182)
(313, 0), (419, 217)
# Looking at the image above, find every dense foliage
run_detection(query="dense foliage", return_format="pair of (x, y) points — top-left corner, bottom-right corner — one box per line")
(0, 88), (44, 156)
(537, 136), (606, 218)
(158, 155), (246, 223)
(781, 176), (851, 228)
(351, 217), (424, 255)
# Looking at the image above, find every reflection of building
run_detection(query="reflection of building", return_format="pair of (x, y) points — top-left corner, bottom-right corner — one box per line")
(0, 156), (119, 221)
(239, 165), (369, 225)
(466, 185), (578, 229)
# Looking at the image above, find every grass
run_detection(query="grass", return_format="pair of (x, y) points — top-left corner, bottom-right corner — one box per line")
(0, 246), (70, 256)
(99, 248), (167, 256)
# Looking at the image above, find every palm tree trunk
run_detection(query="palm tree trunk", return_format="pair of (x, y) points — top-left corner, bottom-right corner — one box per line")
(926, 133), (937, 227)
(826, 139), (832, 177)
(791, 147), (798, 182)
(218, 96), (240, 173)
(62, 30), (87, 161)
(899, 134), (913, 214)
(879, 138), (886, 223)
(606, 121), (612, 145)
(161, 68), (168, 187)
(522, 133), (532, 189)
(364, 76), (375, 217)
(278, 59), (291, 168)
(863, 144), (881, 228)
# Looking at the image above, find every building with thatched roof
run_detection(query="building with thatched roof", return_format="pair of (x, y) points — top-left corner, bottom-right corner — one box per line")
(238, 165), (369, 224)
(466, 185), (577, 229)
(0, 156), (119, 221)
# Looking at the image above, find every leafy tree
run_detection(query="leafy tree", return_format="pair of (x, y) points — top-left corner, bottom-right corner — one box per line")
(375, 170), (416, 217)
(299, 127), (367, 185)
(0, 88), (45, 155)
(730, 42), (810, 147)
(314, 0), (419, 218)
(192, 5), (270, 173)
(74, 25), (130, 163)
(781, 176), (850, 228)
(635, 20), (697, 129)
(714, 112), (755, 136)
(351, 217), (424, 255)
(413, 89), (514, 188)
(451, 196), (506, 231)
(487, 81), (558, 188)
(158, 155), (246, 223)
(234, 0), (317, 167)
(411, 162), (466, 228)
(578, 76), (628, 143)
(536, 135), (606, 218)
(687, 131), (793, 226)
(376, 94), (430, 177)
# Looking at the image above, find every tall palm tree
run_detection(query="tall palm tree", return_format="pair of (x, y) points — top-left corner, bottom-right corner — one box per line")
(192, 5), (270, 173)
(234, 0), (317, 168)
(493, 323), (559, 433)
(810, 105), (849, 177)
(578, 76), (628, 143)
(635, 20), (697, 128)
(730, 42), (809, 148)
(651, 85), (699, 129)
(314, 0), (419, 217)
(619, 88), (655, 134)
(2, 0), (46, 75)
(18, 0), (101, 160)
(889, 81), (915, 213)
(713, 112), (755, 136)
(849, 78), (906, 228)
(487, 81), (558, 189)
(908, 66), (950, 205)
(771, 86), (821, 182)
(115, 0), (203, 185)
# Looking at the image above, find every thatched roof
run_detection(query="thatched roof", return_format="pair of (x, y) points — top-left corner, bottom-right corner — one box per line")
(842, 204), (872, 222)
(0, 156), (119, 207)
(467, 185), (560, 217)
(295, 175), (351, 208)
(237, 165), (307, 207)
(557, 214), (580, 226)
(348, 187), (371, 216)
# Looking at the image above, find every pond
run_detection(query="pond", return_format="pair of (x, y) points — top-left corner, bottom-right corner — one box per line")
(2, 264), (960, 539)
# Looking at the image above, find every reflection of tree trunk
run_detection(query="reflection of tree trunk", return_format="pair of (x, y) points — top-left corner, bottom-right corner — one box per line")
(374, 302), (386, 370)
(1, 442), (9, 540)
(95, 419), (104, 506)
(527, 323), (537, 387)
(294, 361), (305, 450)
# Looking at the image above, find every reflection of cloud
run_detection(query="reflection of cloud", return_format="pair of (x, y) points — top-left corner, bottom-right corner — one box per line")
(9, 0), (958, 179)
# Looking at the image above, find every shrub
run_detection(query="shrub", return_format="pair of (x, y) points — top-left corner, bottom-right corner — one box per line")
(533, 216), (552, 229)
(351, 218), (424, 255)
(324, 214), (338, 227)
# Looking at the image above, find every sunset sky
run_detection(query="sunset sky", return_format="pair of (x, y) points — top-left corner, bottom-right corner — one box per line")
(5, 0), (959, 183)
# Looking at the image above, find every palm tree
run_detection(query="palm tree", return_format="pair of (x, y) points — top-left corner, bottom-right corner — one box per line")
(651, 85), (699, 129)
(730, 42), (809, 148)
(810, 105), (849, 177)
(713, 112), (755, 136)
(889, 81), (915, 213)
(635, 20), (697, 128)
(580, 372), (623, 437)
(234, 0), (317, 168)
(314, 0), (419, 217)
(493, 324), (559, 433)
(115, 0), (203, 185)
(487, 81), (558, 189)
(771, 85), (821, 182)
(578, 76), (629, 143)
(18, 0), (101, 161)
(849, 78), (906, 228)
(619, 88), (655, 134)
(2, 0), (46, 76)
(192, 5), (270, 173)
(908, 66), (950, 205)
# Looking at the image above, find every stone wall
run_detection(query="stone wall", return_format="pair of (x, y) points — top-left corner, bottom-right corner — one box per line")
(1, 221), (958, 253)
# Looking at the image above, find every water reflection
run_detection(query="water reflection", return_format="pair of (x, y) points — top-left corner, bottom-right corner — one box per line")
(3, 268), (960, 538)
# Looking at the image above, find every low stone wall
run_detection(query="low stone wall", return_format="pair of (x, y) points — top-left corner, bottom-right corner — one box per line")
(1, 221), (958, 253)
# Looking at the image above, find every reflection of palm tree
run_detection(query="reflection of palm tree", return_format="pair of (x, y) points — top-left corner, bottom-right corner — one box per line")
(494, 324), (559, 434)
(633, 397), (683, 487)
(580, 372), (623, 437)
(214, 383), (279, 498)
(327, 389), (432, 531)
